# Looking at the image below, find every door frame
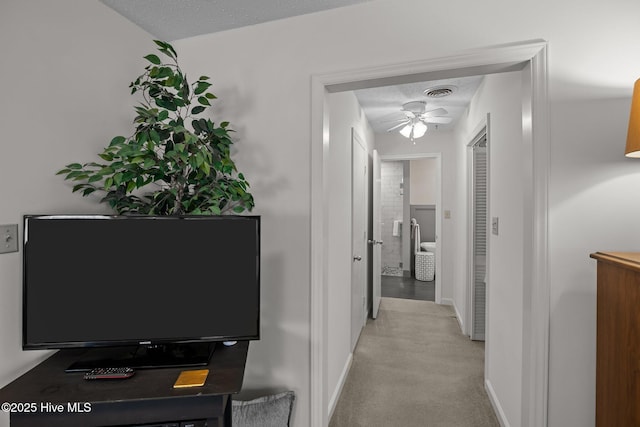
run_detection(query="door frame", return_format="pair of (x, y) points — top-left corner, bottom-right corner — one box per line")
(467, 119), (489, 342)
(351, 128), (368, 350)
(379, 153), (442, 304)
(310, 40), (549, 427)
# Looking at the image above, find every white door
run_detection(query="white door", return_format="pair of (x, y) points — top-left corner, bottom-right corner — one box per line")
(370, 150), (382, 319)
(351, 130), (367, 350)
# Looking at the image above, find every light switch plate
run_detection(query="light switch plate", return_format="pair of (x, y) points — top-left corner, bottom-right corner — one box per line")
(0, 224), (18, 254)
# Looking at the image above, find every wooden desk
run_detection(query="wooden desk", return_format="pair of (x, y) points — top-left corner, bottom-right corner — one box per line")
(590, 252), (640, 427)
(0, 342), (248, 427)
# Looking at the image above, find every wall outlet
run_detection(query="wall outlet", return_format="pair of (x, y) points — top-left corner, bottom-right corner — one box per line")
(0, 224), (18, 254)
(444, 210), (451, 219)
(492, 217), (499, 235)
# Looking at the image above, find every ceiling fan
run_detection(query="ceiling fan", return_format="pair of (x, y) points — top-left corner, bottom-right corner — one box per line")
(387, 101), (452, 143)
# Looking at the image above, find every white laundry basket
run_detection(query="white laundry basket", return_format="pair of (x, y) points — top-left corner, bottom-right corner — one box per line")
(415, 251), (435, 281)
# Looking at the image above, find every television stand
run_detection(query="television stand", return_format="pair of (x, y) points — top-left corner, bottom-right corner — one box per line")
(65, 342), (215, 372)
(0, 341), (248, 427)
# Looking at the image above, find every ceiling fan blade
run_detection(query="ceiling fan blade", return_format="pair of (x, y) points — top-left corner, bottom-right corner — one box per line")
(424, 116), (452, 124)
(381, 117), (409, 124)
(423, 107), (448, 117)
(387, 120), (410, 132)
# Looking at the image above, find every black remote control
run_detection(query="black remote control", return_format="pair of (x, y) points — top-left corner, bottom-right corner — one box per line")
(83, 367), (135, 380)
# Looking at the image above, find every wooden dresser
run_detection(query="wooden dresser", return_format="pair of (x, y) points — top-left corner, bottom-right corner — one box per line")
(590, 252), (640, 426)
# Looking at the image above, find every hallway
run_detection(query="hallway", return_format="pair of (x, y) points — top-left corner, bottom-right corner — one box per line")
(329, 298), (498, 427)
(382, 275), (435, 301)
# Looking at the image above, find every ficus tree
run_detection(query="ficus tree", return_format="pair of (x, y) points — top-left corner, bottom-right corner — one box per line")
(58, 40), (254, 215)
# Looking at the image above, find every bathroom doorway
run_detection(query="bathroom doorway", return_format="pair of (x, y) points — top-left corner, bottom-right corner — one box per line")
(378, 154), (441, 302)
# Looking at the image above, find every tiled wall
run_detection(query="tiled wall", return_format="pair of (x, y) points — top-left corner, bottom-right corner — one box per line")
(381, 161), (404, 275)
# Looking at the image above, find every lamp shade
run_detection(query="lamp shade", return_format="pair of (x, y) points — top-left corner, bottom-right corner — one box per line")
(413, 121), (427, 138)
(399, 124), (412, 138)
(625, 78), (640, 158)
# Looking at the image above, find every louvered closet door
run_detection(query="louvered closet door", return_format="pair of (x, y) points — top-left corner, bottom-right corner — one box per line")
(471, 143), (487, 341)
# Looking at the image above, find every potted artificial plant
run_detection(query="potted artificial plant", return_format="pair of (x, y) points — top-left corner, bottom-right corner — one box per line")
(58, 40), (254, 215)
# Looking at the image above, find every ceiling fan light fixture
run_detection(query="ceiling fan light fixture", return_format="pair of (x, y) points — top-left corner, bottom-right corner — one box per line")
(413, 121), (427, 138)
(399, 124), (413, 138)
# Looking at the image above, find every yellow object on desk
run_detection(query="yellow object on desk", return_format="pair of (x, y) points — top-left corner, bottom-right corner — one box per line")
(173, 369), (209, 388)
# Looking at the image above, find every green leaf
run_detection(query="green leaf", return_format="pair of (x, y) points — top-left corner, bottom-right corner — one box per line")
(157, 67), (173, 78)
(88, 175), (103, 183)
(191, 106), (205, 115)
(98, 166), (114, 175)
(197, 96), (211, 106)
(194, 82), (212, 95)
(66, 170), (87, 179)
(205, 92), (217, 99)
(67, 163), (83, 170)
(149, 129), (160, 144)
(104, 177), (114, 188)
(110, 136), (126, 146)
(201, 162), (210, 175)
(157, 110), (169, 121)
(113, 172), (124, 186)
(156, 98), (177, 111)
(198, 76), (210, 81)
(153, 40), (178, 59)
(144, 54), (161, 65)
(82, 188), (96, 197)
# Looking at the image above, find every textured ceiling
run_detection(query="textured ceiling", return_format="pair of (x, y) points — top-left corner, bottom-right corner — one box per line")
(355, 76), (484, 133)
(101, 1), (483, 135)
(101, 0), (373, 41)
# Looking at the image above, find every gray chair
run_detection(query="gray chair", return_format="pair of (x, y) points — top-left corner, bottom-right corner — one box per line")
(232, 391), (295, 427)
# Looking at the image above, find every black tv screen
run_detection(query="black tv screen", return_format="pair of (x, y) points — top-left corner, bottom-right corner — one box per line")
(23, 215), (260, 351)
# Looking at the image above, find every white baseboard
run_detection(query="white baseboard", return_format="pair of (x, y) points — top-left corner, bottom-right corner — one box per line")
(441, 297), (465, 333)
(485, 379), (510, 427)
(328, 352), (353, 421)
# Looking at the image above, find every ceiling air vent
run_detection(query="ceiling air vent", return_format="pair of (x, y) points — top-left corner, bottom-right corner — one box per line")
(424, 85), (457, 98)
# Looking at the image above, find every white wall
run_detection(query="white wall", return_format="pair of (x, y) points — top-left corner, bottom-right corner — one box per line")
(326, 91), (374, 414)
(457, 71), (525, 425)
(3, 1), (640, 426)
(547, 97), (640, 426)
(410, 158), (438, 205)
(0, 1), (153, 426)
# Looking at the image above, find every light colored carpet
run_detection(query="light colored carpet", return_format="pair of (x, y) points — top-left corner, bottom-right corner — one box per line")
(329, 297), (499, 427)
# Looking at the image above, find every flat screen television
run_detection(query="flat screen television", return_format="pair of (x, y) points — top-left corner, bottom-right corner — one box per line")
(22, 214), (260, 371)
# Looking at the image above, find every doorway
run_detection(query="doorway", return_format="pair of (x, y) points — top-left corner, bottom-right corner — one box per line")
(310, 41), (550, 427)
(378, 155), (442, 303)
